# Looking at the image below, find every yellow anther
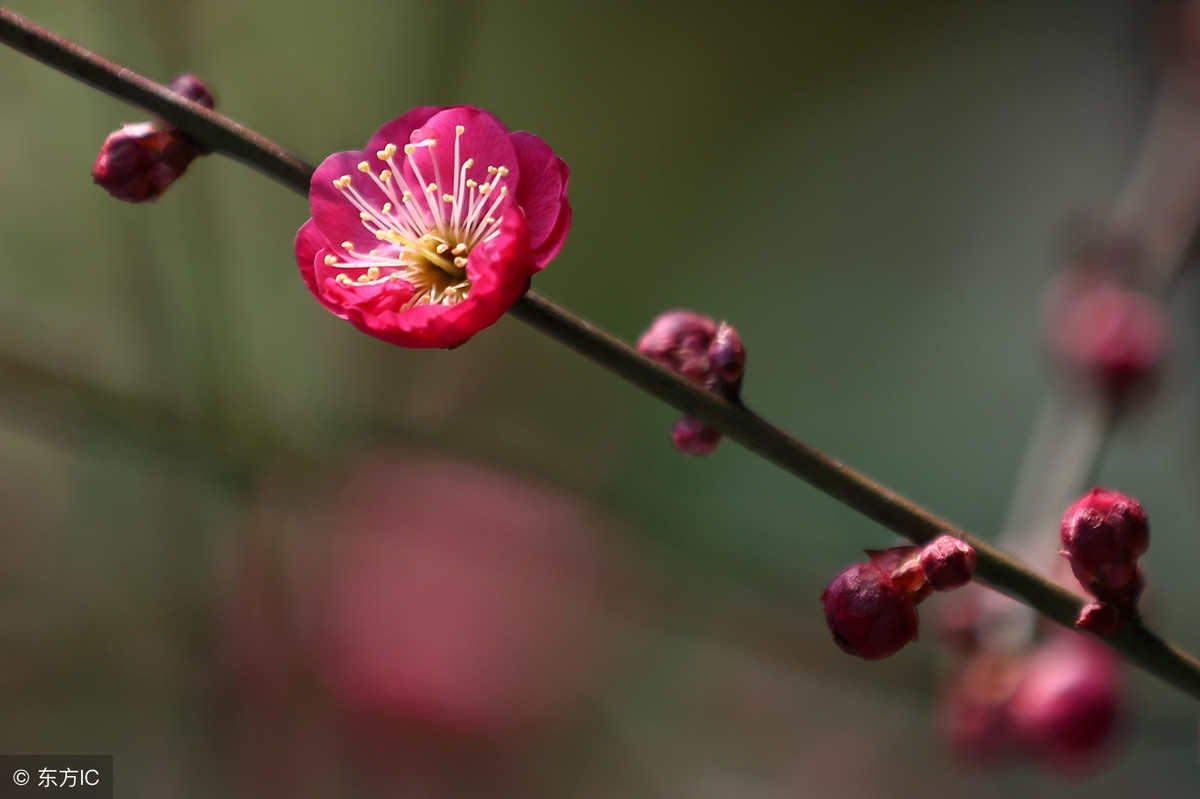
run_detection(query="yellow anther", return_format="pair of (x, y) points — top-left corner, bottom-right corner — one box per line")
(378, 143), (397, 160)
(333, 175), (352, 189)
(380, 170), (393, 182)
(496, 166), (509, 176)
(386, 231), (405, 244)
(436, 243), (450, 254)
(487, 166), (498, 174)
(453, 256), (468, 268)
(324, 254), (338, 266)
(401, 191), (412, 202)
(452, 243), (467, 255)
(375, 230), (388, 240)
(466, 179), (478, 188)
(357, 161), (371, 172)
(483, 217), (496, 225)
(464, 158), (475, 169)
(455, 125), (465, 135)
(403, 143), (416, 155)
(357, 274), (370, 283)
(442, 193), (454, 203)
(366, 267), (380, 280)
(341, 241), (354, 250)
(360, 212), (372, 221)
(479, 183), (492, 195)
(381, 202), (392, 214)
(336, 274), (352, 284)
(425, 182), (437, 192)
(368, 249), (379, 256)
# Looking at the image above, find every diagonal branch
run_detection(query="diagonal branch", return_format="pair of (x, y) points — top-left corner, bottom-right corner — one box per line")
(4, 6), (1200, 701)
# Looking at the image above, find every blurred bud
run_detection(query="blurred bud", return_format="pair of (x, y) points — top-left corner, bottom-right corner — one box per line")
(1009, 633), (1126, 774)
(821, 562), (919, 660)
(637, 309), (717, 383)
(940, 651), (1024, 766)
(638, 309), (746, 456)
(920, 534), (977, 592)
(1043, 270), (1169, 408)
(168, 72), (215, 109)
(1060, 488), (1148, 633)
(671, 416), (721, 456)
(706, 322), (746, 395)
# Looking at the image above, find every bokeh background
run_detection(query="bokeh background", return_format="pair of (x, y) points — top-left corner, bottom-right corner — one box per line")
(3, 0), (1200, 796)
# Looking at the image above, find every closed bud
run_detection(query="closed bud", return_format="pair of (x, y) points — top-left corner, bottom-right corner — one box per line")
(920, 534), (977, 591)
(706, 322), (745, 396)
(671, 416), (721, 456)
(1009, 634), (1125, 773)
(821, 562), (919, 660)
(636, 309), (716, 383)
(91, 122), (177, 203)
(168, 73), (215, 109)
(1060, 488), (1148, 592)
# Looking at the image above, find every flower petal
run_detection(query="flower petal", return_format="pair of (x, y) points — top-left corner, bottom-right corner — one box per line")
(310, 150), (391, 253)
(365, 106), (447, 158)
(402, 107), (521, 227)
(508, 130), (571, 269)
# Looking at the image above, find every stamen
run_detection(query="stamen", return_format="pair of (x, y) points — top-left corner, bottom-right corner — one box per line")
(357, 161), (371, 172)
(324, 254), (338, 266)
(341, 241), (354, 250)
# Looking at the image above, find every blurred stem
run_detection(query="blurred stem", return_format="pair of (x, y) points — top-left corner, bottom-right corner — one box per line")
(5, 6), (1200, 701)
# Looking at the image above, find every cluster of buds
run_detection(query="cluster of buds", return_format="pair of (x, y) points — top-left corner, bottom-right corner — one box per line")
(1060, 487), (1149, 635)
(941, 630), (1125, 773)
(820, 534), (977, 660)
(92, 73), (215, 202)
(636, 309), (745, 455)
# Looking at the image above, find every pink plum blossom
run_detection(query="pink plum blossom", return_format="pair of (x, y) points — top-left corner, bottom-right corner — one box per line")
(295, 106), (571, 348)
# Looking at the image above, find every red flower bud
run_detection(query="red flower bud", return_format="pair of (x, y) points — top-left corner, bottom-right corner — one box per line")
(1060, 488), (1148, 590)
(919, 534), (977, 592)
(91, 122), (180, 203)
(1044, 271), (1168, 408)
(1009, 634), (1125, 773)
(168, 72), (215, 109)
(671, 416), (721, 456)
(821, 562), (919, 660)
(637, 309), (717, 383)
(706, 321), (746, 395)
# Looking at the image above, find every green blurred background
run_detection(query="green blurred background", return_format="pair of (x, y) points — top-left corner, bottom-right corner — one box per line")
(3, 0), (1200, 796)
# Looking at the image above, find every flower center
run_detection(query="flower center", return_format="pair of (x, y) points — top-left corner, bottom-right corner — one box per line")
(321, 124), (510, 308)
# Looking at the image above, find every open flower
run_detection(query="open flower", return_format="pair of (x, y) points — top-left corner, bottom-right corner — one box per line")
(295, 106), (571, 348)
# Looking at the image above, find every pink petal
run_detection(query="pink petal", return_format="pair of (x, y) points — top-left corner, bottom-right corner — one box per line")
(508, 130), (571, 269)
(294, 218), (325, 296)
(310, 150), (391, 252)
(365, 106), (448, 157)
(402, 107), (521, 223)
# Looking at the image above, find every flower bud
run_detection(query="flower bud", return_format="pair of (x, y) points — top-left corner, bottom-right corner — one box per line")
(637, 309), (716, 383)
(91, 122), (178, 203)
(1044, 271), (1168, 408)
(1060, 488), (1148, 592)
(637, 309), (746, 456)
(1009, 633), (1125, 773)
(93, 73), (216, 203)
(671, 416), (721, 456)
(706, 321), (746, 396)
(919, 534), (977, 592)
(820, 562), (919, 660)
(168, 72), (215, 109)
